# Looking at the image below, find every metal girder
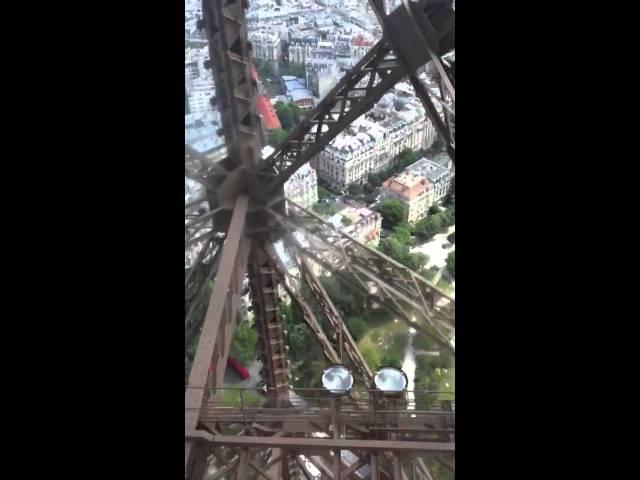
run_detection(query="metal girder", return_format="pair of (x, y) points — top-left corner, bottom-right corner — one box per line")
(273, 201), (454, 352)
(275, 263), (342, 367)
(248, 242), (289, 403)
(185, 194), (251, 477)
(368, 0), (455, 159)
(188, 431), (454, 454)
(208, 456), (239, 480)
(203, 0), (263, 172)
(263, 38), (405, 193)
(287, 245), (374, 385)
(262, 0), (455, 195)
(185, 145), (229, 187)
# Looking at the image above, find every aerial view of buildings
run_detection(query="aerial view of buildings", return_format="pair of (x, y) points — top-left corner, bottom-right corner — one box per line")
(185, 0), (453, 246)
(185, 1), (455, 478)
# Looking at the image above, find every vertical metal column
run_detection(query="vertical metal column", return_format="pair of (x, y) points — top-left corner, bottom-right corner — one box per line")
(248, 242), (289, 405)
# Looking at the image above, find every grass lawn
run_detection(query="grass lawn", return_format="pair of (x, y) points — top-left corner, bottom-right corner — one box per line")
(218, 389), (264, 407)
(357, 309), (409, 370)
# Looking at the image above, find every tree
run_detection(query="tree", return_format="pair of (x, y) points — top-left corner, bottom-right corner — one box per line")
(446, 232), (455, 244)
(268, 128), (286, 148)
(380, 237), (408, 261)
(312, 202), (336, 217)
(379, 199), (407, 228)
(392, 224), (412, 245)
(320, 276), (365, 317)
(280, 62), (306, 78)
(428, 205), (441, 215)
(345, 316), (367, 340)
(369, 173), (382, 187)
(361, 344), (380, 371)
(341, 216), (353, 226)
(318, 185), (332, 201)
(274, 101), (301, 131)
(414, 217), (436, 241)
(347, 183), (363, 196)
(363, 192), (377, 204)
(381, 351), (403, 369)
(255, 59), (274, 79)
(405, 251), (428, 272)
(282, 302), (312, 361)
(363, 183), (375, 194)
(430, 213), (444, 232)
(445, 250), (455, 279)
(230, 316), (257, 365)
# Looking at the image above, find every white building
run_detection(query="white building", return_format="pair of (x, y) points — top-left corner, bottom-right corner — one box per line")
(405, 157), (452, 204)
(188, 78), (215, 115)
(185, 111), (225, 160)
(311, 99), (435, 190)
(248, 29), (282, 62)
(328, 204), (382, 247)
(284, 163), (319, 208)
(312, 117), (387, 190)
(261, 146), (319, 209)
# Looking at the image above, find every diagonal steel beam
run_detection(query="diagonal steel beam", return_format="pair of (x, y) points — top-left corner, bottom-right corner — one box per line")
(185, 194), (250, 477)
(188, 431), (455, 453)
(286, 243), (374, 384)
(263, 39), (405, 193)
(271, 202), (454, 352)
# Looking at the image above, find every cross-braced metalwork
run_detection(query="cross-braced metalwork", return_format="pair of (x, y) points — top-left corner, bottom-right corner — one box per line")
(186, 0), (455, 478)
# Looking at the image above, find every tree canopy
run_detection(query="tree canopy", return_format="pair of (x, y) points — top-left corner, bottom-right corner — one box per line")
(379, 224), (431, 278)
(345, 316), (367, 341)
(445, 250), (455, 278)
(367, 148), (426, 188)
(414, 201), (455, 241)
(274, 101), (301, 132)
(230, 316), (257, 365)
(379, 199), (407, 228)
(347, 183), (363, 196)
(268, 128), (286, 148)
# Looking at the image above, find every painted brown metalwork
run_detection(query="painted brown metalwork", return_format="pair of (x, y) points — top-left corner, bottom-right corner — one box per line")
(185, 0), (455, 478)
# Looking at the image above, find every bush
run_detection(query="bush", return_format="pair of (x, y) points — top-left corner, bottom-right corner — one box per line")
(345, 316), (367, 340)
(436, 278), (453, 294)
(381, 352), (403, 369)
(268, 128), (286, 148)
(312, 202), (336, 217)
(230, 317), (257, 365)
(347, 183), (363, 196)
(379, 199), (408, 228)
(445, 250), (455, 279)
(318, 185), (332, 201)
(341, 216), (353, 226)
(361, 344), (380, 371)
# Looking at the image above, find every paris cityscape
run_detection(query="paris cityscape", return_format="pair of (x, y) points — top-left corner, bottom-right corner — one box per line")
(185, 1), (455, 478)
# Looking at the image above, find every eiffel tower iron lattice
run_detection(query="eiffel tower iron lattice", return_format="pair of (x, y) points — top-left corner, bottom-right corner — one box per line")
(186, 0), (455, 478)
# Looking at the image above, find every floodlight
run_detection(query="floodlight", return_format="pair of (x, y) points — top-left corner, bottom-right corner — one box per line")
(373, 367), (408, 393)
(321, 364), (353, 395)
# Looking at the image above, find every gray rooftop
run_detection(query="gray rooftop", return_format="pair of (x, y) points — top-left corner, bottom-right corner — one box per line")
(406, 157), (450, 182)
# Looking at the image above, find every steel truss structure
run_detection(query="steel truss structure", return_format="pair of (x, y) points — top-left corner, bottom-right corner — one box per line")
(186, 0), (455, 478)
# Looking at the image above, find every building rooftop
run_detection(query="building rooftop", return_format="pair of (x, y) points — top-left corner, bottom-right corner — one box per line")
(256, 95), (282, 130)
(291, 89), (314, 102)
(406, 157), (450, 182)
(328, 204), (380, 233)
(329, 117), (386, 153)
(383, 172), (431, 200)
